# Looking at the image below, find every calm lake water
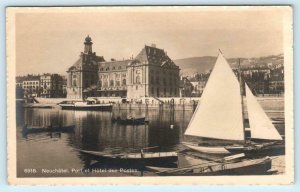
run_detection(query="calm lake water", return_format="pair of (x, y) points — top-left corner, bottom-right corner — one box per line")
(16, 101), (285, 177)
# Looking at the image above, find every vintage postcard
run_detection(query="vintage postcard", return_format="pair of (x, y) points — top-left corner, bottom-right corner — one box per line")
(6, 6), (293, 185)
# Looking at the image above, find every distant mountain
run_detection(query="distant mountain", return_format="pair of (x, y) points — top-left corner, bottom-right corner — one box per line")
(174, 56), (217, 75)
(174, 54), (284, 75)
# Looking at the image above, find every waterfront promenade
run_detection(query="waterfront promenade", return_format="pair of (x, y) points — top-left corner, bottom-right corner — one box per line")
(28, 96), (284, 113)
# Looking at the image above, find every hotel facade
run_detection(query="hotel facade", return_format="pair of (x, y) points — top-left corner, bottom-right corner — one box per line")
(66, 36), (180, 99)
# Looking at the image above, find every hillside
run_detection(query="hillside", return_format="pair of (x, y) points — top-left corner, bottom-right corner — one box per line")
(174, 56), (217, 75)
(174, 54), (283, 75)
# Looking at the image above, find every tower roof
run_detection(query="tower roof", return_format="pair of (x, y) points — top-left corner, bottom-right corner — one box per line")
(85, 35), (92, 43)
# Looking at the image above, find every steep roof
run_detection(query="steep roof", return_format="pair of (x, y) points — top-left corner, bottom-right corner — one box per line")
(133, 45), (179, 69)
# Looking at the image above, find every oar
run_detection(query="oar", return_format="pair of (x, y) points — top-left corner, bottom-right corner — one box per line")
(142, 146), (159, 150)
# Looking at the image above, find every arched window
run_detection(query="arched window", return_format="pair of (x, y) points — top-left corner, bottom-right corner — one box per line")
(104, 80), (108, 87)
(72, 80), (77, 86)
(110, 80), (114, 87)
(122, 79), (126, 85)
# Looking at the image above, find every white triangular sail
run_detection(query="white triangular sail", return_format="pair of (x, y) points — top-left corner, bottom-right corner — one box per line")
(245, 84), (282, 140)
(184, 52), (244, 141)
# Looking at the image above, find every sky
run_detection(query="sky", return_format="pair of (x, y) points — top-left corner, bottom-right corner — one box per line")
(14, 7), (286, 75)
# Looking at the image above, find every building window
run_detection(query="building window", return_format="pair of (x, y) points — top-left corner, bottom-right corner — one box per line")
(122, 79), (126, 85)
(113, 67), (115, 70)
(151, 76), (154, 84)
(110, 80), (114, 86)
(106, 67), (109, 71)
(136, 76), (141, 84)
(104, 80), (108, 87)
(118, 66), (121, 70)
(73, 75), (76, 79)
(72, 80), (77, 86)
(136, 85), (138, 90)
(156, 76), (159, 85)
(151, 87), (154, 94)
(116, 80), (120, 86)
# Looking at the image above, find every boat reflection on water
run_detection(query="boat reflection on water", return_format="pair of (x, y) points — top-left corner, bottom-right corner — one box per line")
(16, 105), (284, 177)
(17, 107), (191, 176)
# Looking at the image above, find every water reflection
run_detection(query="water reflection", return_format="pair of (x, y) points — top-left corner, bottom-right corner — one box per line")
(16, 104), (284, 177)
(16, 106), (193, 177)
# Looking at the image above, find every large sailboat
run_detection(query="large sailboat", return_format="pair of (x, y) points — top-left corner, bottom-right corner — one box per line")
(183, 51), (283, 155)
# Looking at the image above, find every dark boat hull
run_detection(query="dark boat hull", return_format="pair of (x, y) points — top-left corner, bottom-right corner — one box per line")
(60, 105), (113, 111)
(112, 117), (147, 125)
(150, 157), (272, 176)
(92, 155), (178, 165)
(59, 105), (75, 110)
(22, 125), (75, 134)
(78, 150), (178, 165)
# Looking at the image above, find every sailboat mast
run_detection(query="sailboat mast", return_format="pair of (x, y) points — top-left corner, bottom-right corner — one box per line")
(238, 59), (246, 142)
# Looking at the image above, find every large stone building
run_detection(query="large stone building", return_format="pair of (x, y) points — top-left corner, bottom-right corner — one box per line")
(66, 36), (180, 99)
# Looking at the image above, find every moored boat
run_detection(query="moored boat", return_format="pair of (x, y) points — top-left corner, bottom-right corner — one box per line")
(77, 149), (178, 165)
(22, 124), (75, 134)
(58, 101), (75, 110)
(112, 116), (148, 125)
(59, 100), (113, 111)
(146, 155), (272, 176)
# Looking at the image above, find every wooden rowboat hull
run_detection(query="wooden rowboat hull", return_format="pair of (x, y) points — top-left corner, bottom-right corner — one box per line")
(147, 157), (272, 176)
(78, 149), (178, 165)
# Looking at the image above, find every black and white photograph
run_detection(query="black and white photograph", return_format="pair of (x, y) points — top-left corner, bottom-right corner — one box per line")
(6, 6), (293, 185)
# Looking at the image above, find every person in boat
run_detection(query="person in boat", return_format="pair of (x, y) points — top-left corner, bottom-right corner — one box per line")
(22, 124), (28, 139)
(141, 149), (144, 159)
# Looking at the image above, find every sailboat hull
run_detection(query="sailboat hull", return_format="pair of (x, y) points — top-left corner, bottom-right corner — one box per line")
(183, 143), (231, 154)
(184, 141), (284, 156)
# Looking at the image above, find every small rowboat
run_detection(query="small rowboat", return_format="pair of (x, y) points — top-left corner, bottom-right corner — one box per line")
(111, 116), (148, 125)
(22, 125), (75, 134)
(77, 149), (178, 165)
